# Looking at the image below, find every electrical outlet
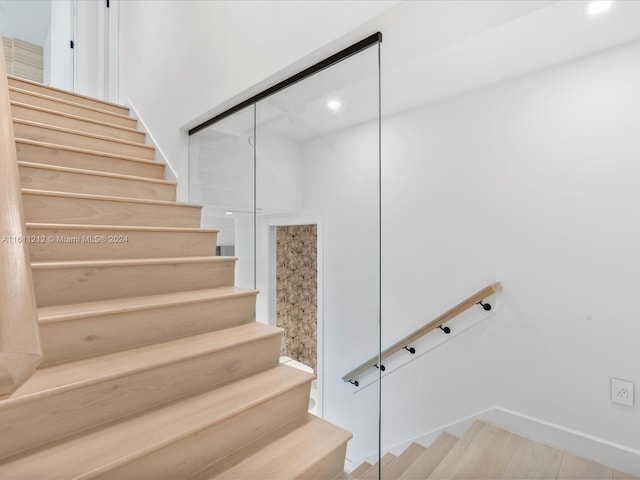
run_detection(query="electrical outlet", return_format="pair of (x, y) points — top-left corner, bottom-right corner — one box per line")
(611, 378), (634, 407)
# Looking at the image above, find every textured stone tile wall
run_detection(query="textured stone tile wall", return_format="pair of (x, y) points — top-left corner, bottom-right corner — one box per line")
(276, 224), (317, 372)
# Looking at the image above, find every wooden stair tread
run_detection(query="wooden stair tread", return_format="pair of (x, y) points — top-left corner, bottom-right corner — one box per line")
(0, 365), (313, 479)
(14, 118), (154, 150)
(38, 286), (256, 323)
(379, 453), (398, 474)
(615, 470), (639, 480)
(399, 433), (458, 479)
(24, 201), (200, 226)
(9, 322), (280, 399)
(209, 414), (352, 480)
(426, 421), (486, 477)
(22, 188), (201, 207)
(10, 100), (141, 135)
(26, 223), (218, 233)
(19, 161), (176, 185)
(9, 88), (137, 130)
(432, 422), (522, 478)
(359, 453), (396, 479)
(8, 75), (129, 114)
(558, 452), (614, 479)
(8, 84), (131, 119)
(31, 255), (235, 307)
(351, 462), (373, 478)
(15, 138), (161, 167)
(26, 224), (219, 262)
(19, 162), (176, 201)
(13, 118), (155, 159)
(37, 287), (257, 367)
(501, 435), (563, 479)
(31, 255), (234, 269)
(382, 443), (425, 479)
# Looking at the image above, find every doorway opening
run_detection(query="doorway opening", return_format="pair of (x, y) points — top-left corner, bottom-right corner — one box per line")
(269, 220), (322, 416)
(275, 224), (318, 370)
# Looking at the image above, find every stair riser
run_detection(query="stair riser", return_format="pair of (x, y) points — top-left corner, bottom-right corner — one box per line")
(22, 193), (201, 228)
(11, 103), (145, 143)
(91, 383), (311, 480)
(19, 165), (175, 201)
(8, 77), (130, 115)
(0, 333), (283, 461)
(9, 88), (136, 128)
(40, 293), (257, 365)
(14, 121), (155, 160)
(33, 260), (236, 307)
(27, 227), (217, 261)
(16, 140), (165, 178)
(302, 443), (350, 480)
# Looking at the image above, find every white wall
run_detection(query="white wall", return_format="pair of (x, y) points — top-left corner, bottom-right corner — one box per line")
(302, 39), (640, 462)
(117, 0), (400, 200)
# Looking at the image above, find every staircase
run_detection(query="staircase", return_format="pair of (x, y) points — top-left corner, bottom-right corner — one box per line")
(0, 75), (351, 479)
(350, 421), (637, 480)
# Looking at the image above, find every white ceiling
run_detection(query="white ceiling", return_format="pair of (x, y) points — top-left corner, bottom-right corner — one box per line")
(239, 0), (640, 141)
(382, 0), (640, 117)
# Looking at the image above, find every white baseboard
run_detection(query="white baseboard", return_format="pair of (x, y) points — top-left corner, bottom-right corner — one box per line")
(350, 406), (640, 475)
(125, 100), (178, 183)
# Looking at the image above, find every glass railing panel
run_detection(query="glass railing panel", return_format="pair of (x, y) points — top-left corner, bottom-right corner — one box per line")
(188, 105), (256, 289)
(255, 42), (381, 474)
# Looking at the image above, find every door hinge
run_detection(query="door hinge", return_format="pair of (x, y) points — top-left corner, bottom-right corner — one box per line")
(106, 0), (110, 7)
(70, 40), (74, 49)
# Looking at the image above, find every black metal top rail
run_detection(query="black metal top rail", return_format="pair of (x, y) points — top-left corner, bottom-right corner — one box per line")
(188, 32), (382, 136)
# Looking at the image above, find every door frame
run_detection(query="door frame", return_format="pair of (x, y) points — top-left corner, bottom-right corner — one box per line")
(266, 214), (324, 417)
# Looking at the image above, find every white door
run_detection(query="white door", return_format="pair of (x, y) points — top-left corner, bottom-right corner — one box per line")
(73, 0), (118, 101)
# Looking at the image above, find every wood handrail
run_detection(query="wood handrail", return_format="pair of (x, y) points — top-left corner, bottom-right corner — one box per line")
(342, 282), (502, 384)
(0, 38), (43, 397)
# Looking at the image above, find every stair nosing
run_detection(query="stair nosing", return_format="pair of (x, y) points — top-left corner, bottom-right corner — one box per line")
(10, 101), (141, 135)
(18, 161), (177, 186)
(5, 324), (284, 405)
(15, 138), (164, 166)
(13, 118), (156, 151)
(21, 188), (202, 208)
(26, 223), (219, 233)
(8, 75), (130, 112)
(31, 255), (236, 269)
(38, 287), (258, 324)
(8, 85), (132, 119)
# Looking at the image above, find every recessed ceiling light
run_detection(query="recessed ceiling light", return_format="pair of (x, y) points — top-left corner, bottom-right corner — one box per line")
(224, 211), (233, 215)
(327, 100), (342, 111)
(585, 0), (613, 16)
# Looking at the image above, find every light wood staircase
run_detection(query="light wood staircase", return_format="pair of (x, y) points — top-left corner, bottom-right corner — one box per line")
(350, 421), (637, 480)
(0, 75), (351, 479)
